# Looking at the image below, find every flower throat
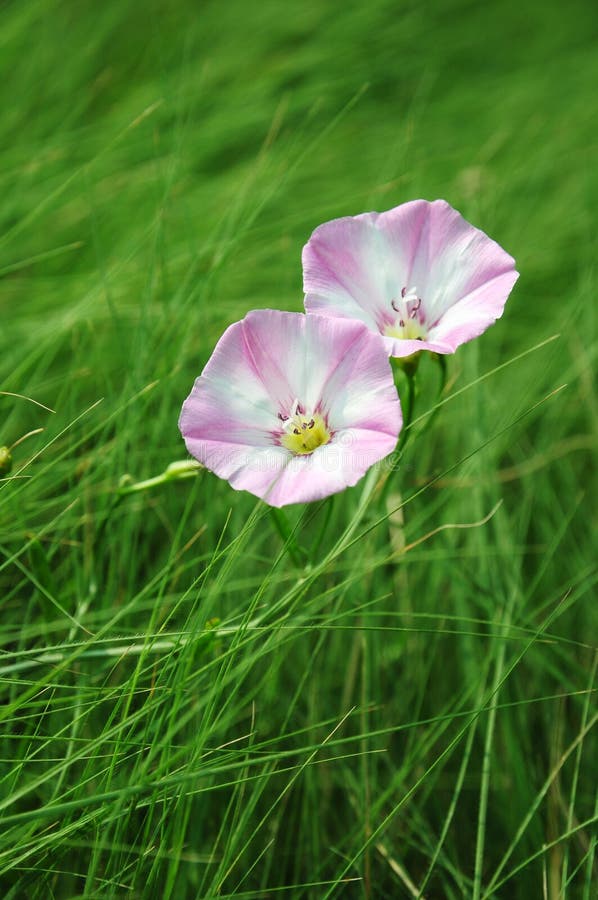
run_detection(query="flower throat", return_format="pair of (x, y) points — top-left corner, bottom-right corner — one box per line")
(279, 400), (331, 455)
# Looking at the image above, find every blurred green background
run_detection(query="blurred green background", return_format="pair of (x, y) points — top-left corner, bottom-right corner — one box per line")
(1, 0), (596, 897)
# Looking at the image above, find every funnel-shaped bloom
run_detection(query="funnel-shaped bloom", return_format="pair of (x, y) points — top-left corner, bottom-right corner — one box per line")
(303, 199), (519, 358)
(179, 310), (401, 507)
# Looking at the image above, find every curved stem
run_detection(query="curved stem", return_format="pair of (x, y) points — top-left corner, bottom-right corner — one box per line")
(118, 460), (202, 494)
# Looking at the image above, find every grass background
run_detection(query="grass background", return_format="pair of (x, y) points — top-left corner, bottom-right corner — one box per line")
(1, 0), (596, 896)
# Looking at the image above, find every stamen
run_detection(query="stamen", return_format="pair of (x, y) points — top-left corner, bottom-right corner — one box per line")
(279, 403), (331, 455)
(409, 297), (421, 318)
(385, 286), (427, 341)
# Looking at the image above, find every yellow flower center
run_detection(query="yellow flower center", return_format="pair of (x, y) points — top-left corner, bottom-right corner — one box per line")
(383, 318), (427, 341)
(280, 409), (331, 455)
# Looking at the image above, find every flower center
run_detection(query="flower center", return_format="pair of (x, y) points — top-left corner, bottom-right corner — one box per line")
(279, 400), (331, 455)
(383, 286), (427, 341)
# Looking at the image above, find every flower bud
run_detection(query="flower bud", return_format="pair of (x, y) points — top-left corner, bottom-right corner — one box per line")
(0, 446), (12, 475)
(164, 460), (203, 479)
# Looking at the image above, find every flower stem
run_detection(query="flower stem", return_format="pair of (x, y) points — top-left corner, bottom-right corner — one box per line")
(396, 369), (417, 455)
(435, 352), (448, 395)
(379, 368), (417, 505)
(269, 508), (309, 567)
(309, 495), (335, 556)
(416, 353), (448, 440)
(118, 460), (202, 494)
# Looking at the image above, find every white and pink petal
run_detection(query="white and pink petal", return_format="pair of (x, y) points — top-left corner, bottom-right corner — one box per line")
(302, 199), (519, 357)
(179, 310), (402, 507)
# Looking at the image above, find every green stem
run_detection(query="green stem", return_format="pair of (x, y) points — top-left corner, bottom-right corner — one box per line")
(380, 369), (416, 505)
(309, 495), (335, 556)
(416, 353), (448, 440)
(382, 353), (448, 506)
(397, 369), (417, 454)
(435, 352), (448, 395)
(269, 508), (309, 567)
(118, 460), (202, 494)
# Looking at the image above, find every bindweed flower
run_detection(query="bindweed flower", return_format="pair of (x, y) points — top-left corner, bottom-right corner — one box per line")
(302, 199), (519, 358)
(179, 310), (402, 507)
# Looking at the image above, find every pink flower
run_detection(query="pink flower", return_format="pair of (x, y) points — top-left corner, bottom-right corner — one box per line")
(302, 199), (519, 358)
(179, 310), (401, 507)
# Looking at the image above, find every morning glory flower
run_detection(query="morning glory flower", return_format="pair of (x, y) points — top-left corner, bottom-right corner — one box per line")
(179, 310), (401, 507)
(302, 199), (519, 358)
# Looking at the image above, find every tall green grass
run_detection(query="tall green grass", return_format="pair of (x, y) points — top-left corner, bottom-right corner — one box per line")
(1, 0), (596, 896)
